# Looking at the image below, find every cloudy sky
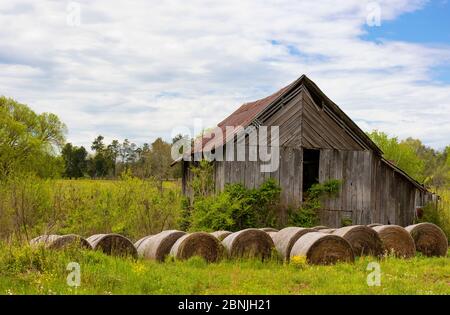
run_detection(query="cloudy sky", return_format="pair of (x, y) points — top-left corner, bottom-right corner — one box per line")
(1, 0), (449, 150)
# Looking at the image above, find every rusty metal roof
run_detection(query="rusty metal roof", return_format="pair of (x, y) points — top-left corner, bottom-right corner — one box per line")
(217, 82), (294, 129)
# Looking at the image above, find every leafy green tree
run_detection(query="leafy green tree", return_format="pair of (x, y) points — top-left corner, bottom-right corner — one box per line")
(88, 135), (115, 178)
(91, 135), (106, 152)
(106, 139), (120, 177)
(122, 139), (138, 165)
(61, 143), (88, 178)
(149, 138), (172, 182)
(402, 138), (449, 188)
(0, 96), (67, 178)
(367, 130), (425, 182)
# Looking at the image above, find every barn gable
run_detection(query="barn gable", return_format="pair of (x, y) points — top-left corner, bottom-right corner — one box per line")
(218, 75), (381, 154)
(300, 88), (364, 150)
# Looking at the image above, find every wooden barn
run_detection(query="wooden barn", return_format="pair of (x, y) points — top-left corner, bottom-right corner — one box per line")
(179, 75), (435, 227)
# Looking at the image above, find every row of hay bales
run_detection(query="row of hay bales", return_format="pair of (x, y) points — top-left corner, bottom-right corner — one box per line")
(30, 222), (448, 265)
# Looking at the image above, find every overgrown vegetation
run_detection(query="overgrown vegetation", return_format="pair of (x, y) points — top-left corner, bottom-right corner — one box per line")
(289, 179), (341, 227)
(0, 243), (448, 294)
(189, 179), (281, 231)
(0, 173), (182, 242)
(418, 189), (450, 241)
(185, 161), (281, 231)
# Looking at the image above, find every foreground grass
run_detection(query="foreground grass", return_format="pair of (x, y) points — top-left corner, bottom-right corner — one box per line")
(0, 244), (448, 295)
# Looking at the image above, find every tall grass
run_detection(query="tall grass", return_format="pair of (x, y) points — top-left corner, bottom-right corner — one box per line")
(0, 174), (182, 242)
(0, 243), (448, 295)
(423, 189), (450, 242)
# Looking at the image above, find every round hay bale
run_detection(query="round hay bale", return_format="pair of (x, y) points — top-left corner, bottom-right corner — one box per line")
(319, 228), (336, 234)
(87, 234), (137, 258)
(290, 232), (355, 265)
(49, 234), (92, 250)
(170, 232), (224, 262)
(367, 223), (383, 228)
(333, 225), (383, 257)
(134, 235), (153, 251)
(138, 230), (186, 261)
(30, 234), (59, 246)
(259, 228), (279, 232)
(266, 231), (278, 239)
(210, 231), (232, 241)
(312, 226), (329, 231)
(372, 225), (416, 258)
(405, 223), (448, 257)
(222, 228), (275, 260)
(272, 227), (315, 261)
(30, 234), (91, 250)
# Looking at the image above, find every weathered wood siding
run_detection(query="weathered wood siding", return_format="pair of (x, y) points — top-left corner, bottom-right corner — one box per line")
(316, 150), (425, 227)
(181, 85), (434, 228)
(317, 149), (372, 227)
(301, 90), (364, 150)
(370, 158), (418, 226)
(215, 147), (302, 224)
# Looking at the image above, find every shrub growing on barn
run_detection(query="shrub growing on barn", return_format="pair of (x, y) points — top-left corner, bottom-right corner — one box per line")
(187, 179), (281, 231)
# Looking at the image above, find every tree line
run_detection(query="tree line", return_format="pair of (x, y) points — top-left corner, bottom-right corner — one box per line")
(367, 131), (450, 189)
(61, 135), (181, 181)
(1, 96), (181, 182)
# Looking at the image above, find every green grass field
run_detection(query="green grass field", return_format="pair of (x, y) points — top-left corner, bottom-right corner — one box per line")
(0, 244), (448, 295)
(1, 178), (449, 295)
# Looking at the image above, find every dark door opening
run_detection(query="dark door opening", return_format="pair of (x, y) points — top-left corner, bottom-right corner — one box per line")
(302, 149), (320, 196)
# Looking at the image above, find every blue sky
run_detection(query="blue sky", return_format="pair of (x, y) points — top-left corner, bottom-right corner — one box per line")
(363, 0), (450, 83)
(363, 0), (450, 45)
(0, 0), (449, 150)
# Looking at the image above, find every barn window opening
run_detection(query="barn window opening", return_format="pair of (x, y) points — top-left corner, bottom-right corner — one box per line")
(303, 149), (320, 195)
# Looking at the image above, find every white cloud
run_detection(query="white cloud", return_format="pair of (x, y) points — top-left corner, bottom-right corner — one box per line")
(0, 0), (449, 149)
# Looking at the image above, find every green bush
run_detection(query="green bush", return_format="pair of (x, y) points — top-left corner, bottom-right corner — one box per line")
(289, 179), (341, 227)
(188, 179), (281, 231)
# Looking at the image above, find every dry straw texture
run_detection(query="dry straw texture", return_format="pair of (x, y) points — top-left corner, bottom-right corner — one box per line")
(319, 228), (336, 233)
(222, 228), (275, 260)
(134, 235), (153, 251)
(30, 234), (92, 250)
(266, 231), (278, 239)
(367, 223), (383, 228)
(332, 225), (383, 257)
(86, 234), (137, 258)
(312, 226), (329, 231)
(405, 223), (448, 257)
(210, 231), (232, 241)
(259, 228), (279, 232)
(290, 232), (355, 265)
(372, 225), (416, 258)
(170, 232), (224, 262)
(272, 227), (315, 261)
(136, 230), (186, 261)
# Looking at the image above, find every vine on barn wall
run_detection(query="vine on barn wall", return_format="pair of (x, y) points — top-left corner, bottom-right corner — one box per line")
(288, 179), (342, 227)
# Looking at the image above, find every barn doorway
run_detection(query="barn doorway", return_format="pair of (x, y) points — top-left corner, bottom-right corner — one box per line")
(303, 149), (320, 195)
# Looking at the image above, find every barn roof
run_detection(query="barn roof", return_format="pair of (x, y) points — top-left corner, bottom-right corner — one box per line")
(216, 74), (382, 154)
(216, 82), (294, 129)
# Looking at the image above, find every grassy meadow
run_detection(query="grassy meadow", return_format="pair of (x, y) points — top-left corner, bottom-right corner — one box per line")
(0, 176), (183, 242)
(0, 177), (448, 295)
(0, 244), (448, 295)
